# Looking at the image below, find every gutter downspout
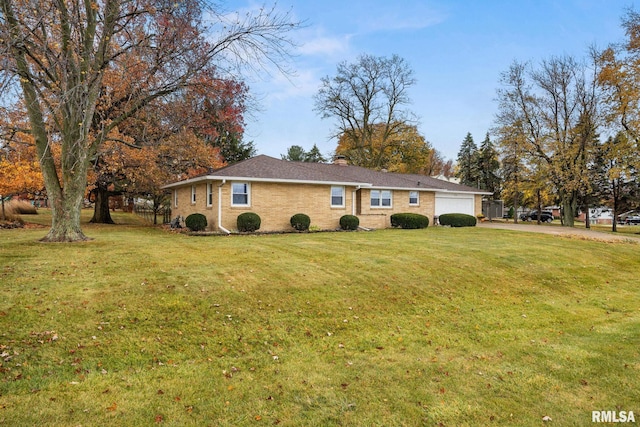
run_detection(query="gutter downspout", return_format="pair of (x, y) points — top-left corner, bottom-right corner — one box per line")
(217, 180), (231, 234)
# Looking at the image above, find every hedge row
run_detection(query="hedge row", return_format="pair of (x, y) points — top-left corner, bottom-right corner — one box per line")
(390, 213), (429, 229)
(438, 213), (477, 227)
(188, 212), (478, 232)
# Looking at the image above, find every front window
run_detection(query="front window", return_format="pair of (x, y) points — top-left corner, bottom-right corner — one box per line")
(371, 190), (392, 207)
(331, 186), (345, 207)
(174, 190), (178, 207)
(191, 185), (196, 204)
(207, 183), (213, 207)
(409, 191), (419, 206)
(232, 182), (250, 206)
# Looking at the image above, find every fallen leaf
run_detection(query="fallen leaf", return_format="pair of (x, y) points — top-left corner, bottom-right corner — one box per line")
(255, 415), (262, 421)
(106, 402), (117, 412)
(154, 414), (163, 423)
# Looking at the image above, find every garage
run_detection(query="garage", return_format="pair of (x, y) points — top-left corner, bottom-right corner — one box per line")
(435, 193), (475, 216)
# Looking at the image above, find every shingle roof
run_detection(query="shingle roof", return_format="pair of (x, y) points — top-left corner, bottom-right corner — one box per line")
(163, 155), (488, 194)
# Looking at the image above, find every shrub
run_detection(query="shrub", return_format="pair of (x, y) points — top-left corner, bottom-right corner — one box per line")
(390, 213), (429, 229)
(237, 212), (261, 232)
(438, 213), (477, 227)
(6, 200), (37, 215)
(339, 214), (359, 231)
(290, 213), (311, 231)
(185, 213), (208, 231)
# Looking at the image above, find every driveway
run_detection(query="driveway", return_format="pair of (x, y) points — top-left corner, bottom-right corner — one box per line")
(477, 221), (640, 243)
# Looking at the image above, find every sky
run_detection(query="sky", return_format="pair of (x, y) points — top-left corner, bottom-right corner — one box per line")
(224, 0), (630, 162)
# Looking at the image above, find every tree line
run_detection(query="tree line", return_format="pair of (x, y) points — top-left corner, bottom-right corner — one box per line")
(453, 10), (640, 230)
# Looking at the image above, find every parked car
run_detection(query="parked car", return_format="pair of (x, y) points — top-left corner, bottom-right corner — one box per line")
(520, 210), (554, 223)
(624, 215), (640, 225)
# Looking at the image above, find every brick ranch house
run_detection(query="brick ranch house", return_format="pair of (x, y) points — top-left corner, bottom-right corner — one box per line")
(163, 155), (490, 232)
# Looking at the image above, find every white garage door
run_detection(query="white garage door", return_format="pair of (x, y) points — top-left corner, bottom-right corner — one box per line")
(435, 194), (475, 216)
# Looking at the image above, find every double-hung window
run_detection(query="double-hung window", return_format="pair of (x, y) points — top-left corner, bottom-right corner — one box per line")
(207, 183), (213, 207)
(232, 182), (250, 206)
(371, 189), (392, 207)
(409, 191), (419, 206)
(174, 190), (178, 208)
(191, 185), (196, 204)
(331, 186), (345, 208)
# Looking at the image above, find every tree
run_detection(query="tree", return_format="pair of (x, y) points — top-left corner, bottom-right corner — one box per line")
(335, 122), (445, 174)
(314, 54), (417, 169)
(455, 133), (480, 187)
(88, 73), (247, 224)
(477, 133), (501, 198)
(591, 133), (639, 231)
(0, 0), (300, 241)
(494, 57), (600, 226)
(304, 144), (327, 163)
(495, 121), (527, 223)
(282, 145), (307, 161)
(598, 8), (640, 156)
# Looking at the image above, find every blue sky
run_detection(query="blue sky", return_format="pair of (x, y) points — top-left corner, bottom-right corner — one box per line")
(225, 0), (629, 162)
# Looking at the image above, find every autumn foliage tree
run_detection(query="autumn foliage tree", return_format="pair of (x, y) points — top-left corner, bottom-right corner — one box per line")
(335, 123), (447, 175)
(88, 70), (248, 224)
(494, 57), (600, 226)
(0, 0), (300, 241)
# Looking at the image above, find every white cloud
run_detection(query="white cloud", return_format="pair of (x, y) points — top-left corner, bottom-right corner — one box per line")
(359, 3), (447, 33)
(297, 31), (353, 57)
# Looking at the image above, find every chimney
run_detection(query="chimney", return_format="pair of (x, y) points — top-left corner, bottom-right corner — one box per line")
(333, 155), (348, 166)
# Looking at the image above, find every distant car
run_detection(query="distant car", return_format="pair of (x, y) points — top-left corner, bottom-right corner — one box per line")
(625, 215), (640, 225)
(520, 210), (554, 223)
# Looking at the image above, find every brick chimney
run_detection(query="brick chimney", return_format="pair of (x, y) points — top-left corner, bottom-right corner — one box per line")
(333, 155), (348, 166)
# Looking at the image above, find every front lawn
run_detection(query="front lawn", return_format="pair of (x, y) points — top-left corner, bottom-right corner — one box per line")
(1, 212), (638, 426)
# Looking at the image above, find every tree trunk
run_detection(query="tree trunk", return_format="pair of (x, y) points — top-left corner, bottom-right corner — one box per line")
(90, 185), (115, 224)
(40, 175), (91, 242)
(560, 193), (577, 227)
(585, 204), (590, 229)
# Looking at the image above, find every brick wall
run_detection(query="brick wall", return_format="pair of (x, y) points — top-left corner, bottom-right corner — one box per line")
(172, 180), (450, 232)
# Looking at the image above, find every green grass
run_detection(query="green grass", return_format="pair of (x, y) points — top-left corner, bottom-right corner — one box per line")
(1, 210), (639, 426)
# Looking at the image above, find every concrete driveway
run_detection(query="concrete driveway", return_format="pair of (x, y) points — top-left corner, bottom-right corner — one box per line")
(477, 221), (640, 243)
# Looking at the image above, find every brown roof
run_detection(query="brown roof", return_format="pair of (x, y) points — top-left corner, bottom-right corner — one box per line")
(163, 155), (488, 194)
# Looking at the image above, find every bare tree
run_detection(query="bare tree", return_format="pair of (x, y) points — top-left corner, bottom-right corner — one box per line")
(314, 54), (417, 169)
(0, 0), (300, 241)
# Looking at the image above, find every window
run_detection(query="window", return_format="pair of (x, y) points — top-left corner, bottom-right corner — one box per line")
(409, 191), (419, 206)
(191, 185), (196, 204)
(232, 182), (250, 206)
(331, 186), (345, 207)
(207, 183), (213, 207)
(174, 190), (178, 207)
(371, 190), (392, 207)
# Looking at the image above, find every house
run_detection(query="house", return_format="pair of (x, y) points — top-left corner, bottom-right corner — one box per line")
(162, 155), (490, 232)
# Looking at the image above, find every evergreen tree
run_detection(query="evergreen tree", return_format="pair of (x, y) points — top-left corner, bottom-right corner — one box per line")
(455, 132), (480, 187)
(477, 133), (501, 198)
(304, 144), (327, 162)
(281, 145), (307, 161)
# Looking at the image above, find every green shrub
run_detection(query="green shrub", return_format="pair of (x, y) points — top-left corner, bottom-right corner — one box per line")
(237, 212), (261, 232)
(290, 213), (311, 231)
(185, 213), (207, 231)
(390, 213), (429, 229)
(438, 213), (477, 227)
(339, 214), (359, 231)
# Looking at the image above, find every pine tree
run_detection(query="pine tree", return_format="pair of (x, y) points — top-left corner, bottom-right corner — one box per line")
(455, 132), (480, 187)
(477, 133), (501, 198)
